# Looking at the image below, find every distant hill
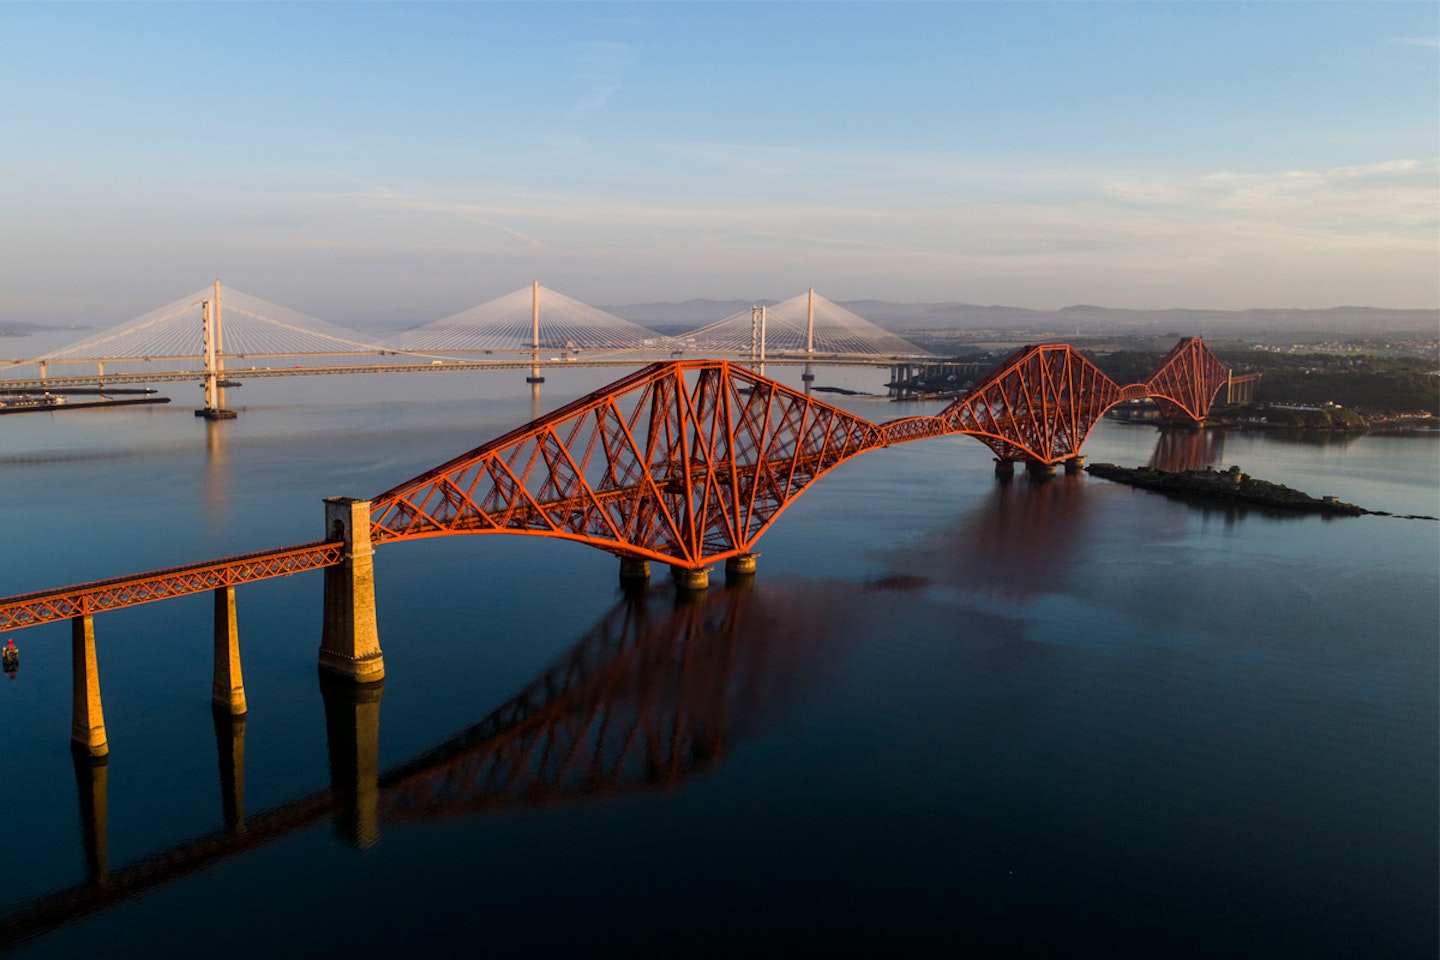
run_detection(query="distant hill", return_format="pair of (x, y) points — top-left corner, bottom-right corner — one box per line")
(0, 321), (89, 337)
(600, 300), (1439, 340)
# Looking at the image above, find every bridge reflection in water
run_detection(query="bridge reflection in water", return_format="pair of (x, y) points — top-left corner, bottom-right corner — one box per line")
(1148, 426), (1226, 473)
(0, 579), (846, 949)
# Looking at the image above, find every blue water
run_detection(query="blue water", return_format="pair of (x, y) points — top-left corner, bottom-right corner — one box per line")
(0, 367), (1435, 957)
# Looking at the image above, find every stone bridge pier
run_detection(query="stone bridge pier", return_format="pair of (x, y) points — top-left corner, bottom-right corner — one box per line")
(319, 497), (384, 684)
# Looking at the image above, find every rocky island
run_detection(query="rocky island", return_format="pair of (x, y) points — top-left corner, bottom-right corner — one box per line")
(1084, 463), (1369, 515)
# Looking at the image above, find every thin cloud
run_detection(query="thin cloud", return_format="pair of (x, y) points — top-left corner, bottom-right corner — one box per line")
(568, 41), (630, 119)
(328, 173), (547, 249)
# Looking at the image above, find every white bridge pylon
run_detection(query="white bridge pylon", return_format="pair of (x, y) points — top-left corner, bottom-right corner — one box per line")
(383, 282), (670, 355)
(675, 290), (930, 358)
(37, 285), (385, 363)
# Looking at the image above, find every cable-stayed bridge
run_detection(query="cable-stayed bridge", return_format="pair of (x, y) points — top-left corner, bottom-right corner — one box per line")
(385, 281), (671, 354)
(675, 289), (928, 359)
(2, 282), (935, 411)
(35, 285), (384, 363)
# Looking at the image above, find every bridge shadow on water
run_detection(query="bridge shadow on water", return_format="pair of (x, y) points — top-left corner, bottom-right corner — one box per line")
(0, 576), (871, 949)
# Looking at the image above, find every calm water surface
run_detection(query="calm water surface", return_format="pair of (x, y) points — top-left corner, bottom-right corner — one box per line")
(0, 367), (1435, 957)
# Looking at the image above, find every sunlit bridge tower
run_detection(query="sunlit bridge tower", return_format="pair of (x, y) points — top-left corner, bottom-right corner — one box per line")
(197, 280), (237, 421)
(526, 278), (545, 396)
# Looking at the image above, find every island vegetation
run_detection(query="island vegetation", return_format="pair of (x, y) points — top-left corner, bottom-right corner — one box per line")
(1084, 463), (1369, 515)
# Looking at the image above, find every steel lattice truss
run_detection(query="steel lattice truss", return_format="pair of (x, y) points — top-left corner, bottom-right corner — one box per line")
(1145, 337), (1231, 422)
(0, 542), (342, 630)
(938, 344), (1130, 462)
(370, 360), (883, 567)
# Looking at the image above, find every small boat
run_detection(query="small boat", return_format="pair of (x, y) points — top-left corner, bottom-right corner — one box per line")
(2, 641), (18, 675)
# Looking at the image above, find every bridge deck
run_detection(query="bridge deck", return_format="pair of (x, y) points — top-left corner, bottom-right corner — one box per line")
(0, 541), (342, 631)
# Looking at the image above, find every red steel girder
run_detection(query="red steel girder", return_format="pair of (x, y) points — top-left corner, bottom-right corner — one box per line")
(1145, 337), (1230, 423)
(0, 541), (342, 631)
(937, 344), (1124, 464)
(370, 360), (884, 568)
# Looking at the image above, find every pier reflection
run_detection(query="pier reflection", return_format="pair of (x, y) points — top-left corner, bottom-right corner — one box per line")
(70, 752), (108, 888)
(211, 706), (246, 834)
(0, 580), (836, 947)
(1148, 427), (1226, 472)
(203, 417), (228, 521)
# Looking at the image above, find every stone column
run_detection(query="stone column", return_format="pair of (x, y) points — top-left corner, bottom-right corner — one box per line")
(211, 586), (247, 714)
(1064, 456), (1086, 475)
(319, 497), (384, 684)
(71, 615), (108, 758)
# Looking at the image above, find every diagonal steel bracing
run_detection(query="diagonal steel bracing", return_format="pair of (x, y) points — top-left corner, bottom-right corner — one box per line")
(369, 361), (884, 568)
(370, 341), (1238, 568)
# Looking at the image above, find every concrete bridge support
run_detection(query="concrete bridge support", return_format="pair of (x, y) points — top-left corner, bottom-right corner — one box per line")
(994, 459), (1016, 480)
(71, 615), (108, 758)
(1026, 460), (1057, 479)
(212, 706), (247, 833)
(319, 497), (385, 684)
(211, 586), (247, 714)
(725, 554), (757, 580)
(70, 748), (109, 887)
(320, 672), (384, 850)
(671, 565), (710, 591)
(1065, 456), (1086, 475)
(619, 556), (651, 585)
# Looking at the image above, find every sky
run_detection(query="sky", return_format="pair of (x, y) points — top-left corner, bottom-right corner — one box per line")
(1, 1), (1436, 328)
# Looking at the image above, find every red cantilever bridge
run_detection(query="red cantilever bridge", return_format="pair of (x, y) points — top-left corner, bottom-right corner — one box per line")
(0, 337), (1247, 632)
(369, 335), (1236, 571)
